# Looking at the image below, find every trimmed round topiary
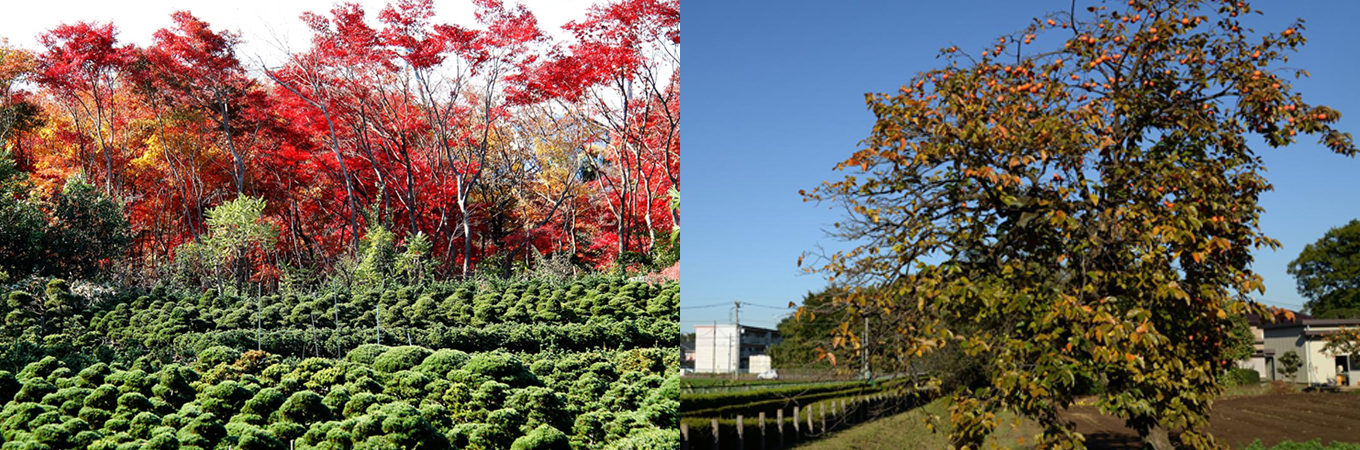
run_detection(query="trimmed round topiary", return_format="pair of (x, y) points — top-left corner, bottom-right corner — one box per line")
(345, 344), (389, 365)
(510, 424), (571, 450)
(279, 390), (331, 424)
(464, 351), (537, 387)
(372, 346), (433, 373)
(195, 346), (242, 371)
(242, 388), (285, 418)
(416, 349), (470, 377)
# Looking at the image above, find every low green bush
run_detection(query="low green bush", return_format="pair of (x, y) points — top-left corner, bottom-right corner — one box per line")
(372, 346), (432, 373)
(510, 424), (571, 450)
(1222, 368), (1261, 387)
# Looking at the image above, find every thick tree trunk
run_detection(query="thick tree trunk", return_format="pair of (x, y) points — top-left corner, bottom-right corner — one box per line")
(1141, 426), (1172, 450)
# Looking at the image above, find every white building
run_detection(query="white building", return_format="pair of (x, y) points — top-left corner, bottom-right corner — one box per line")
(1237, 314), (1272, 375)
(1261, 317), (1360, 385)
(748, 355), (773, 374)
(693, 323), (781, 374)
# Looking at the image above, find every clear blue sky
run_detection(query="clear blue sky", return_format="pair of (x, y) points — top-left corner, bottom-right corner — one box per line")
(681, 0), (1360, 332)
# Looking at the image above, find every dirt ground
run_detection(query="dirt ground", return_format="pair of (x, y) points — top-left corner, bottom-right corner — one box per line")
(1063, 391), (1360, 449)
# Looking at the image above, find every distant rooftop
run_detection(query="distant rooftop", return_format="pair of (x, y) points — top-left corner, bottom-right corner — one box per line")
(693, 323), (780, 334)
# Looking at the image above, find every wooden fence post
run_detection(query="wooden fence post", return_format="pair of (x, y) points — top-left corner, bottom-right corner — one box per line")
(778, 408), (786, 447)
(820, 402), (826, 434)
(806, 404), (813, 435)
(681, 423), (689, 450)
(793, 405), (800, 436)
(737, 415), (744, 450)
(712, 418), (720, 450)
(759, 412), (766, 450)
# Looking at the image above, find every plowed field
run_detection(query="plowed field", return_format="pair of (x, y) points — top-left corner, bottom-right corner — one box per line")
(1065, 392), (1360, 448)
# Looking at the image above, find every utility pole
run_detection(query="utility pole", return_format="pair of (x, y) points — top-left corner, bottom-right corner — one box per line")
(733, 301), (742, 380)
(711, 320), (717, 375)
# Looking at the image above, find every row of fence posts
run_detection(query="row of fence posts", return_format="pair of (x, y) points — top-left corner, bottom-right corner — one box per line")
(679, 391), (905, 450)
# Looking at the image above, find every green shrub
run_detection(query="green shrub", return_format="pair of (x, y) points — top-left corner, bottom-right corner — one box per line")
(279, 391), (331, 424)
(195, 346), (241, 371)
(128, 411), (161, 439)
(242, 388), (285, 418)
(511, 424), (571, 450)
(507, 386), (571, 432)
(604, 427), (679, 450)
(384, 370), (433, 400)
(145, 431), (179, 450)
(116, 392), (153, 413)
(353, 402), (448, 448)
(32, 422), (72, 448)
(77, 364), (110, 387)
(84, 384), (118, 410)
(77, 406), (111, 428)
(305, 366), (346, 393)
(345, 344), (388, 365)
(372, 346), (432, 373)
(14, 378), (56, 403)
(465, 351), (537, 387)
(72, 429), (101, 447)
(18, 357), (62, 381)
(1223, 368), (1262, 387)
(153, 365), (197, 404)
(268, 421), (306, 441)
(233, 424), (285, 450)
(417, 349), (470, 377)
(200, 381), (251, 418)
(177, 413), (226, 448)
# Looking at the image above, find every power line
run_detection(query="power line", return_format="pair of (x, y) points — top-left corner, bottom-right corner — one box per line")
(739, 302), (794, 310)
(680, 302), (730, 310)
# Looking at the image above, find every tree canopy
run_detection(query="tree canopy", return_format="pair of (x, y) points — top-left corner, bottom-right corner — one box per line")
(0, 0), (680, 285)
(803, 0), (1354, 447)
(1288, 219), (1360, 318)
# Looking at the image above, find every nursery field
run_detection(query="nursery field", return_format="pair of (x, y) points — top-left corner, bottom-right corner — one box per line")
(0, 277), (679, 449)
(0, 0), (681, 447)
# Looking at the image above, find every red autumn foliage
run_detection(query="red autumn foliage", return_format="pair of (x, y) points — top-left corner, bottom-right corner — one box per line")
(1, 0), (679, 283)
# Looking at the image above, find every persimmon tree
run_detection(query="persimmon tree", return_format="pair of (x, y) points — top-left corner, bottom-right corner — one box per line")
(804, 0), (1354, 448)
(1322, 327), (1360, 362)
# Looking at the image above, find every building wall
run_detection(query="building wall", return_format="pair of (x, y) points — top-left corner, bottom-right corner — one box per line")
(694, 325), (739, 374)
(749, 355), (772, 374)
(1263, 325), (1359, 384)
(693, 324), (782, 374)
(1305, 339), (1339, 384)
(1236, 356), (1267, 376)
(1263, 327), (1307, 382)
